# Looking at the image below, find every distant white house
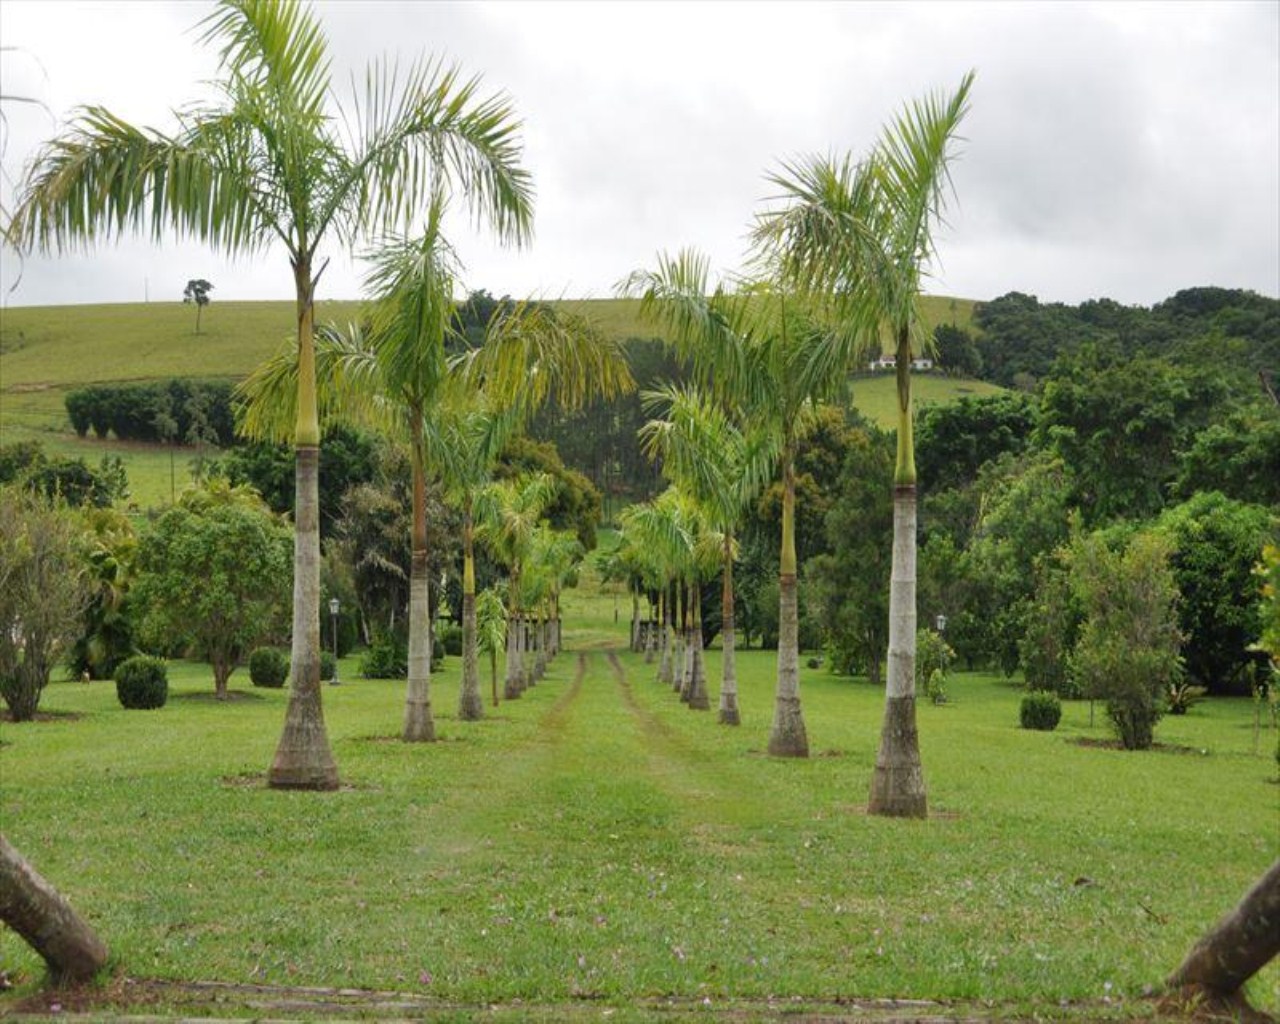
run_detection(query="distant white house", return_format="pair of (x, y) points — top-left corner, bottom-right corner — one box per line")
(868, 354), (934, 371)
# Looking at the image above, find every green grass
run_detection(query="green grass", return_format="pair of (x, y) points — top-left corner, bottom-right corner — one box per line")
(1, 591), (1276, 1018)
(1, 295), (989, 508)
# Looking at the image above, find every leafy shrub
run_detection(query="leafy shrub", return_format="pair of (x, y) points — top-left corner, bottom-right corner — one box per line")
(1020, 691), (1062, 731)
(916, 628), (955, 691)
(248, 647), (289, 688)
(438, 622), (463, 657)
(926, 668), (948, 705)
(1166, 681), (1206, 715)
(115, 655), (168, 710)
(320, 650), (337, 682)
(360, 633), (408, 679)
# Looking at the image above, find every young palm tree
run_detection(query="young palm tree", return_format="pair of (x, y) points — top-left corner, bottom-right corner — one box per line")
(640, 383), (776, 724)
(625, 252), (849, 756)
(8, 0), (534, 788)
(475, 586), (508, 708)
(755, 73), (974, 815)
(475, 473), (558, 699)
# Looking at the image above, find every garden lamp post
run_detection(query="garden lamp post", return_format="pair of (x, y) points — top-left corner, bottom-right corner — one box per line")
(329, 598), (340, 685)
(936, 614), (947, 634)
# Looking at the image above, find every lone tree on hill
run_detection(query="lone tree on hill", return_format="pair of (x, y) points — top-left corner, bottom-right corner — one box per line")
(182, 278), (213, 333)
(8, 0), (535, 790)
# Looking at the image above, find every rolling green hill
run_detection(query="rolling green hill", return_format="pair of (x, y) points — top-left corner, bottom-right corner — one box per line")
(0, 294), (988, 505)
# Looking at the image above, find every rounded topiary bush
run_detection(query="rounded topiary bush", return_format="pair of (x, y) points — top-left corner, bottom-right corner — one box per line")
(1020, 691), (1062, 731)
(249, 647), (289, 688)
(319, 650), (337, 682)
(115, 655), (168, 710)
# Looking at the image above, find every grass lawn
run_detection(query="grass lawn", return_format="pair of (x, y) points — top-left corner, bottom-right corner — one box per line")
(1, 589), (1276, 1019)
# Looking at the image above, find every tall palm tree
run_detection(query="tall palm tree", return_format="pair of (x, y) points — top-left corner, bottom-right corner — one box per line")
(625, 251), (849, 756)
(755, 73), (974, 816)
(640, 383), (776, 724)
(7, 0), (534, 788)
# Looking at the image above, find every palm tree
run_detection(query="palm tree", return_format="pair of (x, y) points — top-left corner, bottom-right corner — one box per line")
(240, 288), (630, 732)
(8, 0), (534, 788)
(625, 252), (850, 756)
(640, 383), (775, 724)
(475, 586), (508, 708)
(475, 473), (558, 699)
(755, 73), (974, 815)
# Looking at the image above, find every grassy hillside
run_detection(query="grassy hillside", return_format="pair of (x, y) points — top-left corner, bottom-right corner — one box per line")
(1, 294), (985, 504)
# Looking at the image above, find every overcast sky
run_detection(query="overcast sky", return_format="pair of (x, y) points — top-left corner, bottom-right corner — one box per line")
(1, 0), (1277, 310)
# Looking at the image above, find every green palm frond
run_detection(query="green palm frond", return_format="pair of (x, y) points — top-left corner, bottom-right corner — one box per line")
(199, 0), (332, 119)
(336, 55), (534, 248)
(458, 301), (633, 413)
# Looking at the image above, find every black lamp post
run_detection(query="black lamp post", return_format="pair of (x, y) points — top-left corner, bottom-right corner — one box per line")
(328, 597), (340, 685)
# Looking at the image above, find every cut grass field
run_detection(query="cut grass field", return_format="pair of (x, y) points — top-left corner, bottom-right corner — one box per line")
(2, 588), (1276, 1020)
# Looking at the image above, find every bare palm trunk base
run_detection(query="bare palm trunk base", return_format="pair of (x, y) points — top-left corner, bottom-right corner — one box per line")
(868, 695), (927, 817)
(1163, 858), (1280, 1022)
(402, 553), (436, 742)
(458, 590), (483, 721)
(269, 446), (339, 790)
(868, 484), (926, 817)
(767, 573), (808, 757)
(0, 834), (108, 981)
(687, 628), (709, 711)
(504, 617), (523, 700)
(719, 569), (740, 726)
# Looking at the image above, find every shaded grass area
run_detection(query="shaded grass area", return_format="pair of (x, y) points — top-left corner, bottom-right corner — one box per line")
(1, 624), (1276, 1018)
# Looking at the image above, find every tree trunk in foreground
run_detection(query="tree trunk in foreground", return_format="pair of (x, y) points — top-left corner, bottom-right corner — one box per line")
(768, 457), (808, 757)
(719, 541), (740, 725)
(403, 440), (436, 743)
(0, 834), (108, 981)
(457, 528), (483, 721)
(868, 483), (927, 817)
(269, 445), (339, 790)
(687, 586), (710, 711)
(1166, 859), (1280, 1006)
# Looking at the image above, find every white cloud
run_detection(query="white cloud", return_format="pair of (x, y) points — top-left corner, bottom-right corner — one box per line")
(1, 0), (1275, 309)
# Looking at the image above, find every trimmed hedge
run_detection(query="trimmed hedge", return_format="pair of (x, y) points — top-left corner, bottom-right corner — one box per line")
(249, 647), (289, 688)
(115, 655), (169, 710)
(1020, 691), (1062, 731)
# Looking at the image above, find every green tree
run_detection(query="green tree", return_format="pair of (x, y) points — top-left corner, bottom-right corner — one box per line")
(133, 488), (292, 699)
(805, 422), (895, 686)
(68, 507), (138, 681)
(1154, 492), (1278, 694)
(10, 0), (533, 788)
(182, 279), (213, 334)
(756, 72), (974, 813)
(1070, 530), (1183, 750)
(0, 490), (93, 722)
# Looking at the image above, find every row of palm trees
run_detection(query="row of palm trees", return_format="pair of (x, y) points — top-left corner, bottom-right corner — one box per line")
(611, 74), (974, 818)
(7, 0), (972, 817)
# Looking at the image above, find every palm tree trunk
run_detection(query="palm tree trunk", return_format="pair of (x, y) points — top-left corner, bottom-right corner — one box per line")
(1166, 858), (1280, 1004)
(769, 451), (808, 757)
(505, 570), (523, 700)
(458, 508), (483, 721)
(869, 342), (926, 816)
(403, 427), (436, 742)
(679, 582), (694, 703)
(269, 255), (339, 790)
(631, 589), (640, 652)
(0, 835), (108, 981)
(657, 586), (672, 684)
(688, 582), (710, 710)
(719, 538), (740, 725)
